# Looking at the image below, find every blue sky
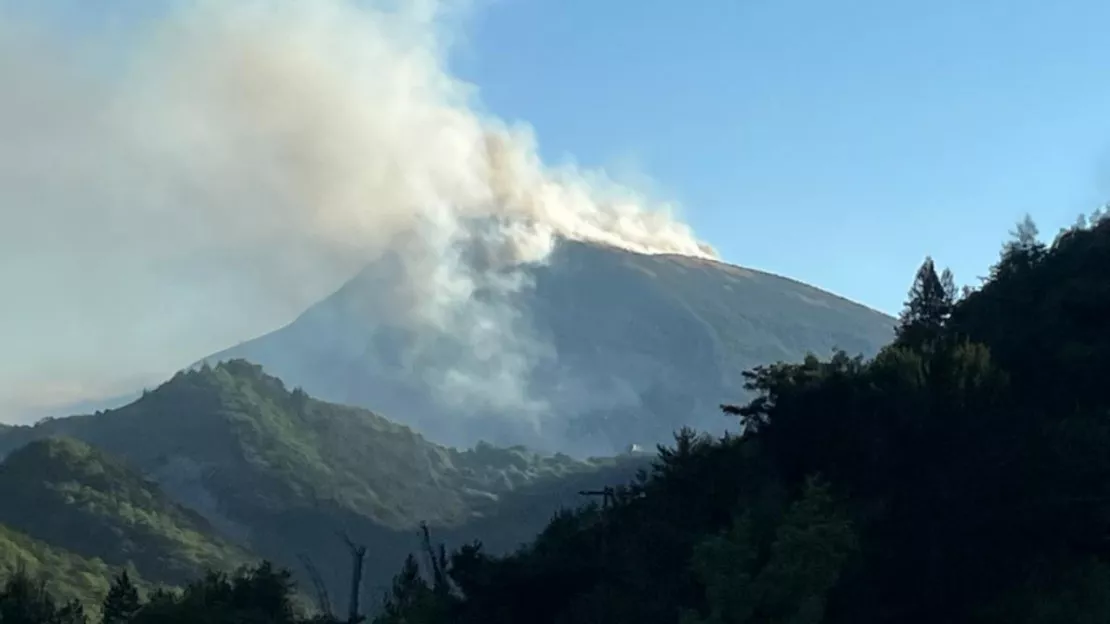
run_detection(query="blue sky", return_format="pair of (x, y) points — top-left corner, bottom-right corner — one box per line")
(450, 0), (1110, 314)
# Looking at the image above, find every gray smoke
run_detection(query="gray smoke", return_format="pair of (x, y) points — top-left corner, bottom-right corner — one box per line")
(0, 0), (714, 422)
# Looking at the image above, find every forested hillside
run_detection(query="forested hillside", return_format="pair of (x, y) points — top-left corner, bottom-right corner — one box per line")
(0, 523), (130, 614)
(0, 438), (251, 586)
(0, 363), (647, 616)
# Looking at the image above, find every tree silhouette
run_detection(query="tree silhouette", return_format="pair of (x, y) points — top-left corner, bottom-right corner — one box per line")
(896, 256), (954, 349)
(100, 571), (139, 624)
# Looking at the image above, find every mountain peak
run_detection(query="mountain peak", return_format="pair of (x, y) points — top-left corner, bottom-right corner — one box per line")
(200, 241), (894, 454)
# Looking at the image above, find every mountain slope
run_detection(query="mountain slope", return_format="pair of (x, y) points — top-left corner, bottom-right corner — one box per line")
(0, 522), (129, 611)
(201, 240), (894, 454)
(0, 437), (252, 587)
(0, 361), (615, 529)
(0, 361), (645, 609)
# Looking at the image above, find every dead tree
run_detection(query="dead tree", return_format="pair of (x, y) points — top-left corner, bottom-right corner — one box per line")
(419, 522), (451, 597)
(297, 554), (332, 618)
(338, 531), (368, 624)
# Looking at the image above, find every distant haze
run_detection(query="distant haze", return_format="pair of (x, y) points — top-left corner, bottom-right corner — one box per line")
(0, 0), (713, 421)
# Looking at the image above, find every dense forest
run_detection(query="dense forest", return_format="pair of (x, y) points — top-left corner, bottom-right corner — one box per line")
(3, 208), (1110, 624)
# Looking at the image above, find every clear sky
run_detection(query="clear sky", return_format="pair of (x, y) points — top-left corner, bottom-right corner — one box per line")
(449, 0), (1110, 314)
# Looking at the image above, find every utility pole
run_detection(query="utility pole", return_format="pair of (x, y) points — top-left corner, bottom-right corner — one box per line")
(578, 486), (616, 509)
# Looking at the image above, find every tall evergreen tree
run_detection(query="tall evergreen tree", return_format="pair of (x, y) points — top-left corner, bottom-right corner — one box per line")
(101, 571), (140, 624)
(991, 214), (1045, 279)
(940, 268), (957, 304)
(896, 257), (954, 349)
(374, 555), (432, 624)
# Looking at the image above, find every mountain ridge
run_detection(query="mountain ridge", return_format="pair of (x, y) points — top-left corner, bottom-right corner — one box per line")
(199, 239), (895, 455)
(0, 360), (648, 609)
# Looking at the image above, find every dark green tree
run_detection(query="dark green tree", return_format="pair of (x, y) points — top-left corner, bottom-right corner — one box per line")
(683, 476), (856, 624)
(896, 256), (955, 349)
(681, 512), (758, 624)
(374, 555), (434, 624)
(991, 214), (1045, 279)
(128, 562), (298, 624)
(100, 571), (140, 624)
(373, 525), (454, 624)
(0, 567), (87, 624)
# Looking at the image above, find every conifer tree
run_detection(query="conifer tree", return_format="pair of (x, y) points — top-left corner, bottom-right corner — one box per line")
(101, 571), (140, 624)
(991, 214), (1045, 279)
(896, 257), (955, 349)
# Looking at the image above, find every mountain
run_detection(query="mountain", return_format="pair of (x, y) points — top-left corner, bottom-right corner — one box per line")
(0, 361), (648, 610)
(0, 437), (251, 586)
(200, 240), (895, 455)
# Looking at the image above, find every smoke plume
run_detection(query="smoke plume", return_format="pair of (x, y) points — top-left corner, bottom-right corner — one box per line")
(0, 0), (713, 422)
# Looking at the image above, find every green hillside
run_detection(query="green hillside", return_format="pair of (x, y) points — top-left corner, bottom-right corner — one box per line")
(0, 437), (251, 586)
(0, 523), (122, 610)
(0, 361), (613, 528)
(0, 362), (641, 610)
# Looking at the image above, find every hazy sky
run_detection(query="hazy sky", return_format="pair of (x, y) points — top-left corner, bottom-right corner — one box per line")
(2, 0), (1109, 417)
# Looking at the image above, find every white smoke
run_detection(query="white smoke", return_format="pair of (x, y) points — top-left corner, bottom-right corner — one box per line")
(0, 0), (714, 422)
